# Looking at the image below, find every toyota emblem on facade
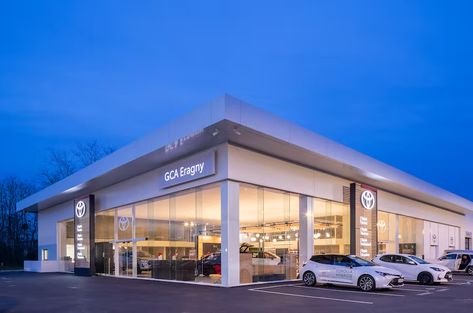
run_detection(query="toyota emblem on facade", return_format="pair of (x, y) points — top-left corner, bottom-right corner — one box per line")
(361, 190), (375, 210)
(119, 216), (130, 231)
(75, 200), (86, 218)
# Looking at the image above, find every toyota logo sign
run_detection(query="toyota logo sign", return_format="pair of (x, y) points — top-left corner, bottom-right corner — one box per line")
(75, 201), (86, 218)
(361, 190), (375, 210)
(118, 216), (130, 232)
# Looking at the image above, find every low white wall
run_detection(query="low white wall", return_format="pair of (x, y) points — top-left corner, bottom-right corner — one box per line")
(23, 260), (73, 273)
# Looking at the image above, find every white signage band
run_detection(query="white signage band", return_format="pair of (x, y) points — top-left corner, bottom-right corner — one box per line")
(158, 150), (216, 188)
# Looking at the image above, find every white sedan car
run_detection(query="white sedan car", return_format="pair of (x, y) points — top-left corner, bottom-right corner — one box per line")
(373, 254), (452, 284)
(301, 254), (404, 292)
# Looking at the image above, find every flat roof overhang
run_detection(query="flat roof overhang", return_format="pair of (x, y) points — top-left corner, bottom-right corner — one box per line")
(17, 95), (473, 215)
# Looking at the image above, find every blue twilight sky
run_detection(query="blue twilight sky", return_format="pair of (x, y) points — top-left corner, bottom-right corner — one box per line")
(0, 1), (472, 200)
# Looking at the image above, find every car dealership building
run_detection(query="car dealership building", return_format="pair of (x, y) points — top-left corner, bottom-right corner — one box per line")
(18, 95), (473, 287)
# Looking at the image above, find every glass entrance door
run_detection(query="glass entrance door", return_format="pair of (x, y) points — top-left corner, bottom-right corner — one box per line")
(118, 242), (134, 277)
(95, 242), (115, 275)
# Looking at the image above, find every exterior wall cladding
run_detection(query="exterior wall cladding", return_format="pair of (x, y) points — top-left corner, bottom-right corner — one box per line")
(34, 143), (473, 284)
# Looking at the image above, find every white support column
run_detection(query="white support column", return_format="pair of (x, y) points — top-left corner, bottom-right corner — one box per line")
(221, 180), (240, 287)
(299, 195), (314, 267)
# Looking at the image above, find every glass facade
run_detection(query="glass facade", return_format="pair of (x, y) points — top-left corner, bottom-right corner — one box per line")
(239, 184), (299, 283)
(313, 198), (350, 255)
(55, 179), (462, 285)
(377, 211), (460, 258)
(94, 184), (222, 284)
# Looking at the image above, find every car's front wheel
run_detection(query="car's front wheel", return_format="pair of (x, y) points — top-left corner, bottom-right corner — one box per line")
(303, 271), (316, 286)
(467, 266), (473, 276)
(358, 275), (376, 292)
(418, 272), (434, 285)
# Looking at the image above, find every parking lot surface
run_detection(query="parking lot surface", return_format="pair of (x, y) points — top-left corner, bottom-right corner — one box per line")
(1, 272), (473, 313)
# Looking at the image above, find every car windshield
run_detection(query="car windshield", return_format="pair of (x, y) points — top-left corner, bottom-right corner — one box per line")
(349, 256), (375, 266)
(409, 255), (430, 264)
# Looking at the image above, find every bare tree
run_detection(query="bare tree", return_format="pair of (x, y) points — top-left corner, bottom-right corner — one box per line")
(39, 140), (115, 187)
(39, 148), (76, 187)
(73, 140), (115, 168)
(0, 140), (115, 267)
(0, 177), (37, 267)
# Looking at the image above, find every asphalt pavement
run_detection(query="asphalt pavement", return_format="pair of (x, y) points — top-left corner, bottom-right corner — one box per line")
(1, 271), (473, 313)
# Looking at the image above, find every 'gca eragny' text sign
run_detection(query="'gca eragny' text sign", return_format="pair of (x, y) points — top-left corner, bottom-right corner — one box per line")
(159, 150), (216, 188)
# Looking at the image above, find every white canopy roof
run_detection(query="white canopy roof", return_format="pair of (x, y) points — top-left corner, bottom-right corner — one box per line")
(17, 94), (473, 214)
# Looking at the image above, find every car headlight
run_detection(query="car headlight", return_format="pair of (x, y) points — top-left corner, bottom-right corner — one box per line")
(375, 271), (393, 277)
(430, 267), (444, 272)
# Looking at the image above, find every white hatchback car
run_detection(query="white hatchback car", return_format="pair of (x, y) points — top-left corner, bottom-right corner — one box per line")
(436, 250), (473, 276)
(373, 254), (452, 285)
(301, 254), (404, 292)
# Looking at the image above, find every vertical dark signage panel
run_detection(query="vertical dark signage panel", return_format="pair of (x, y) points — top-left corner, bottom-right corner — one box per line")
(350, 183), (378, 259)
(74, 195), (95, 276)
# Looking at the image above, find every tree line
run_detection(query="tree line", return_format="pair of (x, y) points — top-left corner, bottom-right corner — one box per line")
(0, 140), (114, 268)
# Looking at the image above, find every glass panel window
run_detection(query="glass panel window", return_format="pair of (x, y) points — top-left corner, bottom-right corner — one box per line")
(134, 197), (170, 278)
(377, 211), (397, 254)
(42, 249), (48, 261)
(313, 198), (350, 255)
(399, 216), (424, 257)
(58, 219), (74, 272)
(239, 184), (299, 284)
(95, 210), (115, 275)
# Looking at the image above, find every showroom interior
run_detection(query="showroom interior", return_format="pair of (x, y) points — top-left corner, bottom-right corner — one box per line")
(19, 95), (473, 287)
